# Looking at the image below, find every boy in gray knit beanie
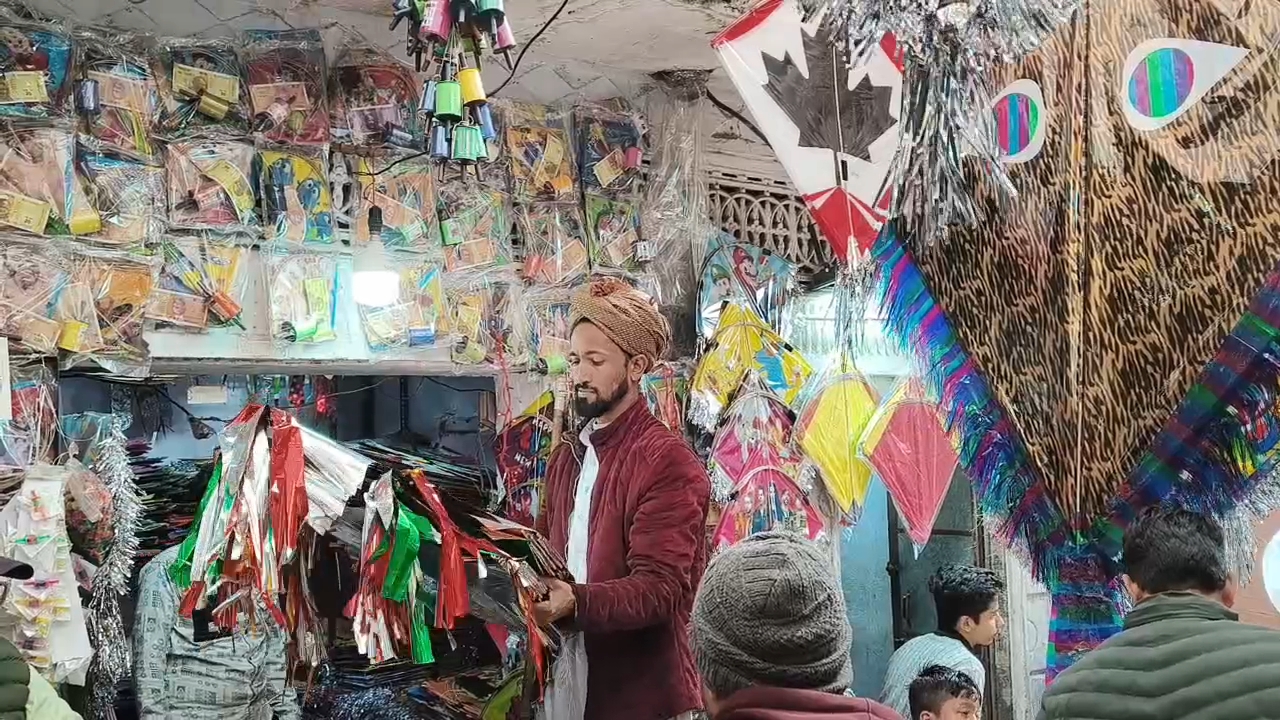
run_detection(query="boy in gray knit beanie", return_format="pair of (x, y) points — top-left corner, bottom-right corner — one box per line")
(690, 532), (901, 719)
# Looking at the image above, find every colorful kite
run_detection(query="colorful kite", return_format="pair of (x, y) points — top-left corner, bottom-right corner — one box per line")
(859, 379), (959, 548)
(712, 465), (826, 553)
(793, 364), (879, 514)
(708, 375), (802, 501)
(697, 234), (797, 340)
(712, 0), (901, 263)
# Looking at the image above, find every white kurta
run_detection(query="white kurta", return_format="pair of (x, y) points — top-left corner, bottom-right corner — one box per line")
(540, 423), (600, 720)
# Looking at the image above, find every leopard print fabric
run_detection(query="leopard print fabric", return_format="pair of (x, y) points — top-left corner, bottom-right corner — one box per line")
(913, 0), (1280, 524)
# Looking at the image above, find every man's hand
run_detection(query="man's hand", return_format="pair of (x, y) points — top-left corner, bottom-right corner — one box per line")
(532, 577), (577, 627)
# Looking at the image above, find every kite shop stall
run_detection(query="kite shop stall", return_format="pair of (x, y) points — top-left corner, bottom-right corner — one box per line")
(712, 0), (1280, 693)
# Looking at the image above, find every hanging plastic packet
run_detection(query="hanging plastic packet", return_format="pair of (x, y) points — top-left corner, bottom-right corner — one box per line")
(443, 272), (527, 368)
(329, 42), (420, 148)
(73, 29), (160, 164)
(258, 147), (334, 244)
(575, 100), (644, 198)
(517, 203), (588, 287)
(526, 289), (573, 375)
(358, 254), (446, 352)
(242, 31), (329, 146)
(0, 358), (57, 470)
(147, 237), (250, 332)
(266, 249), (338, 345)
(498, 100), (577, 204)
(166, 139), (259, 233)
(351, 152), (442, 254)
(0, 128), (100, 237)
(56, 245), (159, 375)
(78, 153), (165, 248)
(0, 14), (73, 121)
(437, 180), (512, 273)
(154, 38), (248, 136)
(584, 194), (641, 271)
(0, 240), (70, 354)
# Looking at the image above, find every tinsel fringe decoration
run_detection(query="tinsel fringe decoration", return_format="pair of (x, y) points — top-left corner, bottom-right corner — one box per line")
(85, 413), (143, 719)
(816, 0), (1077, 249)
(873, 224), (1075, 583)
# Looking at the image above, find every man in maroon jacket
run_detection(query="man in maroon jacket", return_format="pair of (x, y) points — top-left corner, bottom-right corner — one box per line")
(533, 277), (710, 720)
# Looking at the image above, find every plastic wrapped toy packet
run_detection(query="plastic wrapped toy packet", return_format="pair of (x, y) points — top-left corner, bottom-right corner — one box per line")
(0, 127), (100, 237)
(55, 245), (159, 375)
(78, 153), (165, 248)
(166, 139), (259, 233)
(0, 239), (69, 355)
(329, 43), (420, 148)
(242, 33), (329, 146)
(443, 272), (527, 368)
(74, 29), (161, 164)
(437, 180), (512, 273)
(265, 249), (338, 345)
(526, 288), (572, 371)
(584, 193), (642, 270)
(517, 203), (588, 287)
(575, 100), (644, 198)
(499, 100), (577, 204)
(351, 152), (442, 254)
(259, 147), (334, 245)
(147, 237), (250, 332)
(0, 14), (72, 120)
(154, 37), (248, 136)
(358, 255), (447, 352)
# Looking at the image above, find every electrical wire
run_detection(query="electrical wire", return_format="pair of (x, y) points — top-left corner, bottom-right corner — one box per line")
(706, 89), (770, 145)
(489, 0), (571, 97)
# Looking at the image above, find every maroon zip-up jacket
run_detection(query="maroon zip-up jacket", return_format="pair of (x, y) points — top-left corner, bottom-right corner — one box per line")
(536, 398), (710, 719)
(715, 688), (904, 720)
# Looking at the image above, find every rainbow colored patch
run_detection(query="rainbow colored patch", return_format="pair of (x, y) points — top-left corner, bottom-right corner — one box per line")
(993, 93), (1039, 156)
(1128, 47), (1195, 118)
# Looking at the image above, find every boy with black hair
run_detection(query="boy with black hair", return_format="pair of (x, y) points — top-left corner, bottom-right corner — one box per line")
(909, 666), (980, 720)
(879, 564), (1003, 718)
(1040, 506), (1280, 720)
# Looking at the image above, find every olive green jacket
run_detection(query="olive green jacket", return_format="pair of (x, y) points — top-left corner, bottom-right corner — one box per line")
(0, 637), (80, 720)
(1040, 592), (1280, 720)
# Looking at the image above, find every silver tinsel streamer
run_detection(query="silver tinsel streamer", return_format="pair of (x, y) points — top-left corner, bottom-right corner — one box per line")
(815, 0), (1078, 249)
(85, 414), (143, 718)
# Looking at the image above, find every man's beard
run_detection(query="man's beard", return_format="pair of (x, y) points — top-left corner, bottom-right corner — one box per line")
(574, 380), (627, 420)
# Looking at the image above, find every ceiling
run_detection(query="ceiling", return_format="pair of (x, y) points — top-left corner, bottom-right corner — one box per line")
(22, 0), (750, 106)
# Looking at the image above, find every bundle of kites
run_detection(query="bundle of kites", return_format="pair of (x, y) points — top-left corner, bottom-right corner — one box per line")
(168, 402), (568, 714)
(687, 234), (962, 556)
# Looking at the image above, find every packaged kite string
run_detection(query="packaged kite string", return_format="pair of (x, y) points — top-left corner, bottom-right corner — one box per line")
(583, 193), (642, 272)
(350, 151), (442, 254)
(147, 237), (251, 332)
(0, 127), (101, 237)
(265, 248), (339, 345)
(242, 33), (330, 146)
(575, 100), (645, 199)
(498, 100), (578, 204)
(525, 286), (574, 375)
(0, 237), (70, 355)
(259, 146), (335, 245)
(55, 244), (159, 376)
(0, 357), (57, 471)
(166, 139), (260, 233)
(78, 153), (165, 248)
(442, 269), (528, 369)
(437, 179), (513, 273)
(0, 13), (73, 121)
(329, 43), (420, 149)
(73, 29), (161, 164)
(154, 37), (248, 136)
(516, 203), (588, 287)
(357, 252), (447, 353)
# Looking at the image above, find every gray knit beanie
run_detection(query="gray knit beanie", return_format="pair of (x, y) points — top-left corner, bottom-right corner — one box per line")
(690, 532), (853, 699)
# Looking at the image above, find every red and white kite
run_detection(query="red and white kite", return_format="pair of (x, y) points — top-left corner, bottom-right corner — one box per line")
(713, 0), (902, 263)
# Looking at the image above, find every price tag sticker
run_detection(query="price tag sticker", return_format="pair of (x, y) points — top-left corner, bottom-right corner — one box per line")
(0, 72), (49, 105)
(0, 191), (52, 235)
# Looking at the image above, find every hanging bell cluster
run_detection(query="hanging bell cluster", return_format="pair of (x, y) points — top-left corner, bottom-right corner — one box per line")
(418, 51), (497, 180)
(390, 0), (518, 73)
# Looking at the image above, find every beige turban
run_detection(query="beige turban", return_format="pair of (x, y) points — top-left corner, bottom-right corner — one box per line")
(569, 278), (670, 363)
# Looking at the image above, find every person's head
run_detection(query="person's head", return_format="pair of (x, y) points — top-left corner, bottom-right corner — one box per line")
(908, 666), (981, 720)
(930, 564), (1004, 647)
(568, 278), (669, 424)
(689, 532), (852, 714)
(1121, 505), (1235, 606)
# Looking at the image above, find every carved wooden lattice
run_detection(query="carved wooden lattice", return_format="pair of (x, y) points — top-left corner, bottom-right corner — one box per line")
(705, 167), (833, 276)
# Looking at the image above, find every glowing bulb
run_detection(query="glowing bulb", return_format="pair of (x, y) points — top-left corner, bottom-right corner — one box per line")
(352, 238), (401, 307)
